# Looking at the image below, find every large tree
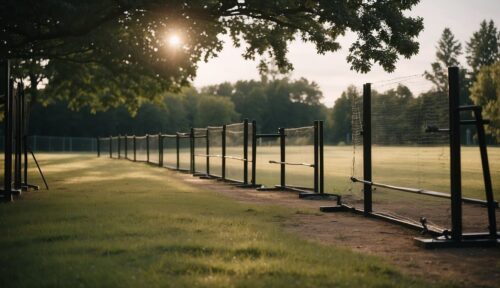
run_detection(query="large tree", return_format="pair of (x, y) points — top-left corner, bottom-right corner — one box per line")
(470, 61), (500, 140)
(424, 28), (462, 92)
(466, 20), (500, 80)
(1, 0), (424, 112)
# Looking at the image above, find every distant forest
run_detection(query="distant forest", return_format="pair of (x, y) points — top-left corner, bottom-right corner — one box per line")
(26, 22), (500, 144)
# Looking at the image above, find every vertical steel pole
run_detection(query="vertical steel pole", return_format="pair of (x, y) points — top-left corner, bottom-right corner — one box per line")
(176, 134), (180, 170)
(206, 129), (210, 175)
(473, 107), (497, 237)
(280, 127), (285, 188)
(1, 60), (13, 201)
(124, 135), (128, 159)
(190, 128), (195, 173)
(319, 120), (325, 194)
(314, 121), (319, 193)
(133, 135), (137, 161)
(109, 136), (112, 158)
(14, 83), (22, 189)
(251, 120), (257, 186)
(158, 133), (163, 167)
(222, 125), (226, 180)
(97, 137), (100, 157)
(118, 135), (121, 159)
(146, 134), (150, 163)
(21, 85), (28, 188)
(363, 83), (372, 214)
(243, 119), (249, 185)
(449, 67), (462, 242)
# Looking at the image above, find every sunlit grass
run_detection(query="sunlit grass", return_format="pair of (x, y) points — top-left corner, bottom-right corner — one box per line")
(0, 154), (450, 287)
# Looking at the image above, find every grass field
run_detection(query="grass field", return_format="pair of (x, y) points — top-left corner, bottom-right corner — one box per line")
(195, 145), (500, 200)
(0, 154), (456, 287)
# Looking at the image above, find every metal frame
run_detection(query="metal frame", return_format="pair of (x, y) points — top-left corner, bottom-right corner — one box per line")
(321, 67), (498, 248)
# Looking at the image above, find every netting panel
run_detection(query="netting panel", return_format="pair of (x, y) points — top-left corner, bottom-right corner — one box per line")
(193, 128), (207, 174)
(126, 137), (134, 160)
(207, 126), (223, 177)
(99, 138), (110, 157)
(135, 136), (147, 162)
(255, 136), (280, 188)
(225, 123), (245, 182)
(110, 137), (119, 158)
(149, 135), (160, 164)
(162, 136), (177, 169)
(178, 135), (191, 171)
(283, 126), (315, 190)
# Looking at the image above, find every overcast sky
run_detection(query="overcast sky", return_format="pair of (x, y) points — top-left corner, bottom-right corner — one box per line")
(193, 0), (500, 107)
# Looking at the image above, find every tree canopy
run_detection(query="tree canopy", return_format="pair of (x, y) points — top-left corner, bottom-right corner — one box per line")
(2, 0), (423, 112)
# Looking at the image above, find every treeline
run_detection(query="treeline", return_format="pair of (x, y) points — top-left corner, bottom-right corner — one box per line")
(28, 20), (499, 144)
(29, 77), (327, 138)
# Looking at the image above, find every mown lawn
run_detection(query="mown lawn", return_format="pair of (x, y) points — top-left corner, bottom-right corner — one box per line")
(0, 154), (454, 287)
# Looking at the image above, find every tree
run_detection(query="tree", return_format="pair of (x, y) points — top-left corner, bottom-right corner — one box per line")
(194, 95), (239, 127)
(470, 61), (500, 140)
(424, 28), (462, 92)
(328, 85), (358, 144)
(2, 0), (423, 112)
(466, 20), (500, 80)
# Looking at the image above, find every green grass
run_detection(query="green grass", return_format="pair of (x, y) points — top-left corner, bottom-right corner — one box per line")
(205, 145), (499, 200)
(0, 154), (453, 287)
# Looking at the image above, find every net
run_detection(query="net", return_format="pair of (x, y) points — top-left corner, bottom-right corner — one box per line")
(193, 128), (208, 174)
(225, 122), (246, 183)
(255, 135), (280, 188)
(207, 126), (223, 178)
(178, 133), (191, 171)
(99, 137), (110, 156)
(148, 134), (160, 164)
(135, 136), (147, 162)
(126, 136), (134, 160)
(110, 136), (119, 158)
(162, 135), (177, 169)
(118, 136), (126, 158)
(283, 126), (315, 191)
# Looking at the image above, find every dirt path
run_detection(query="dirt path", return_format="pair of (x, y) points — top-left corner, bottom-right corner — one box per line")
(177, 173), (500, 287)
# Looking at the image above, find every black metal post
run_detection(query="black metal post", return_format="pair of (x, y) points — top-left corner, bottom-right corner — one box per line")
(319, 120), (324, 194)
(97, 137), (100, 157)
(190, 128), (195, 173)
(118, 135), (121, 159)
(109, 136), (112, 158)
(243, 119), (249, 184)
(176, 134), (180, 170)
(206, 129), (210, 175)
(221, 125), (226, 180)
(133, 135), (137, 162)
(473, 107), (497, 238)
(279, 127), (285, 188)
(449, 67), (462, 242)
(314, 121), (319, 193)
(158, 133), (163, 167)
(21, 85), (28, 188)
(14, 83), (22, 189)
(222, 125), (226, 180)
(363, 83), (372, 214)
(1, 60), (13, 201)
(251, 120), (257, 186)
(124, 135), (128, 159)
(146, 134), (150, 163)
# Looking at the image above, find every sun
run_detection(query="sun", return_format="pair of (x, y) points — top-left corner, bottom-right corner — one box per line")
(167, 34), (182, 48)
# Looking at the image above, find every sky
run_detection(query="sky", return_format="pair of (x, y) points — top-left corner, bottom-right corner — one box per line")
(192, 0), (500, 107)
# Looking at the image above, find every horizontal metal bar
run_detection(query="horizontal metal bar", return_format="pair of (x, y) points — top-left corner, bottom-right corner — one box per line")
(351, 177), (498, 207)
(320, 204), (445, 236)
(460, 120), (490, 125)
(458, 105), (481, 111)
(269, 160), (314, 167)
(256, 134), (281, 138)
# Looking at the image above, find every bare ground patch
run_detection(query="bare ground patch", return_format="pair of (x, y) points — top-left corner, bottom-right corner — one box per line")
(177, 172), (500, 288)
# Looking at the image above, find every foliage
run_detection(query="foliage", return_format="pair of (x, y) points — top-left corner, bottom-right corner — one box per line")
(470, 61), (500, 140)
(424, 28), (462, 92)
(466, 20), (500, 80)
(2, 0), (423, 112)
